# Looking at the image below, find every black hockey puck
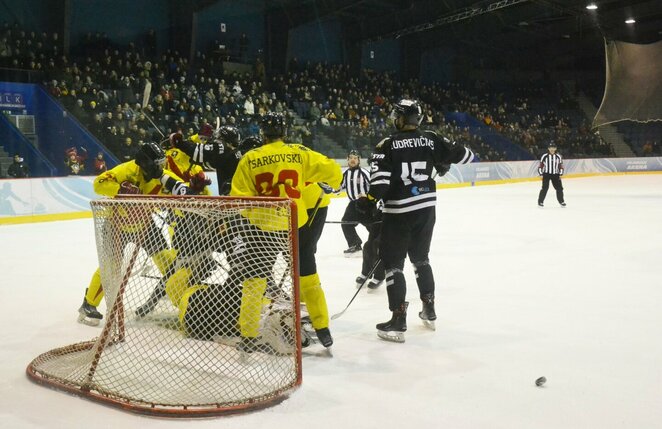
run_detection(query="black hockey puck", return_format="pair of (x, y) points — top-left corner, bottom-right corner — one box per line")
(535, 376), (547, 387)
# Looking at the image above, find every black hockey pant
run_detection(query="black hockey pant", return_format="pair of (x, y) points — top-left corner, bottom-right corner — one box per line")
(379, 207), (436, 311)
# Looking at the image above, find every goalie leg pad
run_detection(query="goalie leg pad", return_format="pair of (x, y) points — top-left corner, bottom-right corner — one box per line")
(151, 248), (178, 276)
(239, 278), (268, 338)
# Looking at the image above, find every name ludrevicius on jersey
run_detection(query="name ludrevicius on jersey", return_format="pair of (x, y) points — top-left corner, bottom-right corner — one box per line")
(391, 136), (434, 149)
(248, 153), (303, 168)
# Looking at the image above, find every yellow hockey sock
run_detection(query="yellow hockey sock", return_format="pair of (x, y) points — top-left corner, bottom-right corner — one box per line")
(85, 268), (104, 307)
(300, 273), (329, 330)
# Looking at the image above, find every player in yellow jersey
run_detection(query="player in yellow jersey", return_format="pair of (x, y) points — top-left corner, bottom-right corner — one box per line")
(164, 131), (212, 196)
(231, 112), (342, 351)
(127, 133), (214, 318)
(77, 142), (194, 325)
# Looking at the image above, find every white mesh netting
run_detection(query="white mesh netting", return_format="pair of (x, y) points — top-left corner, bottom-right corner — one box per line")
(27, 196), (301, 416)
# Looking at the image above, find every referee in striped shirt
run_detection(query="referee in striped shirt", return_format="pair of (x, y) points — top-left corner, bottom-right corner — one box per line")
(340, 150), (371, 255)
(538, 142), (566, 207)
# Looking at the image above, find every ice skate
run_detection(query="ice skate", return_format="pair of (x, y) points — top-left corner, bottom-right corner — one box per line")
(355, 274), (368, 289)
(343, 244), (362, 257)
(78, 299), (102, 326)
(376, 302), (408, 343)
(367, 278), (383, 290)
(538, 202), (544, 207)
(315, 327), (333, 348)
(560, 201), (567, 207)
(236, 337), (283, 356)
(300, 315), (317, 348)
(135, 282), (166, 318)
(419, 294), (436, 331)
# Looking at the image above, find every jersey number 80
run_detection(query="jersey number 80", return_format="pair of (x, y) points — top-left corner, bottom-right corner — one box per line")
(255, 169), (301, 198)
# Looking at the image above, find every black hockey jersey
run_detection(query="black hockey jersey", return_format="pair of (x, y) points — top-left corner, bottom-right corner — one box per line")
(368, 129), (474, 214)
(177, 139), (242, 195)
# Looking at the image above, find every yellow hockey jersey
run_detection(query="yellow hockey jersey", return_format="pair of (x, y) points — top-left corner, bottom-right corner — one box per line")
(165, 148), (211, 195)
(230, 139), (341, 229)
(93, 160), (184, 197)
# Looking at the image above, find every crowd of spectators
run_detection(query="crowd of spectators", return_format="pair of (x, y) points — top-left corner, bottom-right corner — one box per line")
(1, 21), (616, 171)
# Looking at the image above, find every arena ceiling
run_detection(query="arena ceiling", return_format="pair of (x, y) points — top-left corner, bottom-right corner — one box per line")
(265, 0), (662, 70)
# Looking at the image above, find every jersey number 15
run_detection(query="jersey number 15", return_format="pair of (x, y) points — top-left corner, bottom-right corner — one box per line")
(401, 161), (429, 185)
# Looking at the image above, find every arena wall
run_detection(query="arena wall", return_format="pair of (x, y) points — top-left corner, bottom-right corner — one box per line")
(1, 157), (661, 224)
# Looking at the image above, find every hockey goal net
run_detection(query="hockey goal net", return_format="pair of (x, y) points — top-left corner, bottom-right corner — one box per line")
(27, 195), (301, 417)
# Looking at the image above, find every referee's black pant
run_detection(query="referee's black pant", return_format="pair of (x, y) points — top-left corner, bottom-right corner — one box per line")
(538, 173), (564, 204)
(341, 200), (364, 248)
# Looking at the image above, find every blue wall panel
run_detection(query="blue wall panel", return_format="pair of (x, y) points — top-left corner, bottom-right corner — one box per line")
(195, 0), (264, 60)
(288, 18), (343, 64)
(0, 0), (58, 33)
(69, 0), (169, 50)
(420, 46), (455, 85)
(361, 38), (401, 74)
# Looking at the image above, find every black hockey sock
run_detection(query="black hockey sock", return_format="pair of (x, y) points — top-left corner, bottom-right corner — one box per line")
(413, 260), (435, 298)
(385, 268), (406, 311)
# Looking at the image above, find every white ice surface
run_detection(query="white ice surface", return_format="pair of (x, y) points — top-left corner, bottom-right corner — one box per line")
(1, 174), (661, 429)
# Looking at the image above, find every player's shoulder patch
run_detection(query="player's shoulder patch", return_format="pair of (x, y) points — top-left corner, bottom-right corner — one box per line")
(375, 138), (389, 150)
(288, 143), (310, 151)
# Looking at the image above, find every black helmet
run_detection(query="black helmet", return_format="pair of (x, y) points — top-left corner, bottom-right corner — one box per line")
(237, 136), (262, 155)
(135, 141), (166, 181)
(548, 141), (557, 148)
(217, 126), (240, 148)
(348, 149), (360, 158)
(261, 112), (286, 139)
(390, 99), (423, 130)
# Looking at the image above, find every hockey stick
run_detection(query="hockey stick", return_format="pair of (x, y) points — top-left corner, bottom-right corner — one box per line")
(330, 258), (382, 320)
(138, 81), (166, 138)
(325, 220), (382, 225)
(305, 188), (326, 228)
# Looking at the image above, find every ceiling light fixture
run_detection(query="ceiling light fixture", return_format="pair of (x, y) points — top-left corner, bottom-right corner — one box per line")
(625, 18), (636, 24)
(586, 3), (598, 10)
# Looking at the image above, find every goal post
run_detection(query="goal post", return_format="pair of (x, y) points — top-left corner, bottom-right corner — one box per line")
(27, 195), (302, 417)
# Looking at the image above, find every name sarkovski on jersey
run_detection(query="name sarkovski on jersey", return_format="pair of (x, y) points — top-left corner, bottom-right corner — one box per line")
(391, 136), (434, 149)
(249, 153), (303, 168)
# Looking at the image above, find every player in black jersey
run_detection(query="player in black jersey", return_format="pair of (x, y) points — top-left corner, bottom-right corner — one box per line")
(358, 99), (475, 342)
(172, 126), (258, 195)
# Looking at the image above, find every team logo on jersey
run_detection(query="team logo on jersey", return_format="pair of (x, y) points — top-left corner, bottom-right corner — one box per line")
(411, 186), (432, 196)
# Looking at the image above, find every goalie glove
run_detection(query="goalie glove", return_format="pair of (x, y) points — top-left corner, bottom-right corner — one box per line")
(118, 181), (141, 195)
(189, 171), (212, 193)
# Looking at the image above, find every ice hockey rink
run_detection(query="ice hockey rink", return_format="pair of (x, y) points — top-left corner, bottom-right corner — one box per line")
(1, 173), (661, 429)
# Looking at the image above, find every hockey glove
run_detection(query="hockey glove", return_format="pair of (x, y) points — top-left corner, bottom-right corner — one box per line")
(169, 132), (184, 149)
(318, 182), (336, 194)
(118, 181), (141, 195)
(160, 174), (193, 195)
(356, 196), (378, 222)
(189, 171), (212, 193)
(435, 164), (450, 178)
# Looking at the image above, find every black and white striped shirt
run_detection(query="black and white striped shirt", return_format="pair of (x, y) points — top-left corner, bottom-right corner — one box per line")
(539, 153), (564, 175)
(341, 167), (370, 201)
